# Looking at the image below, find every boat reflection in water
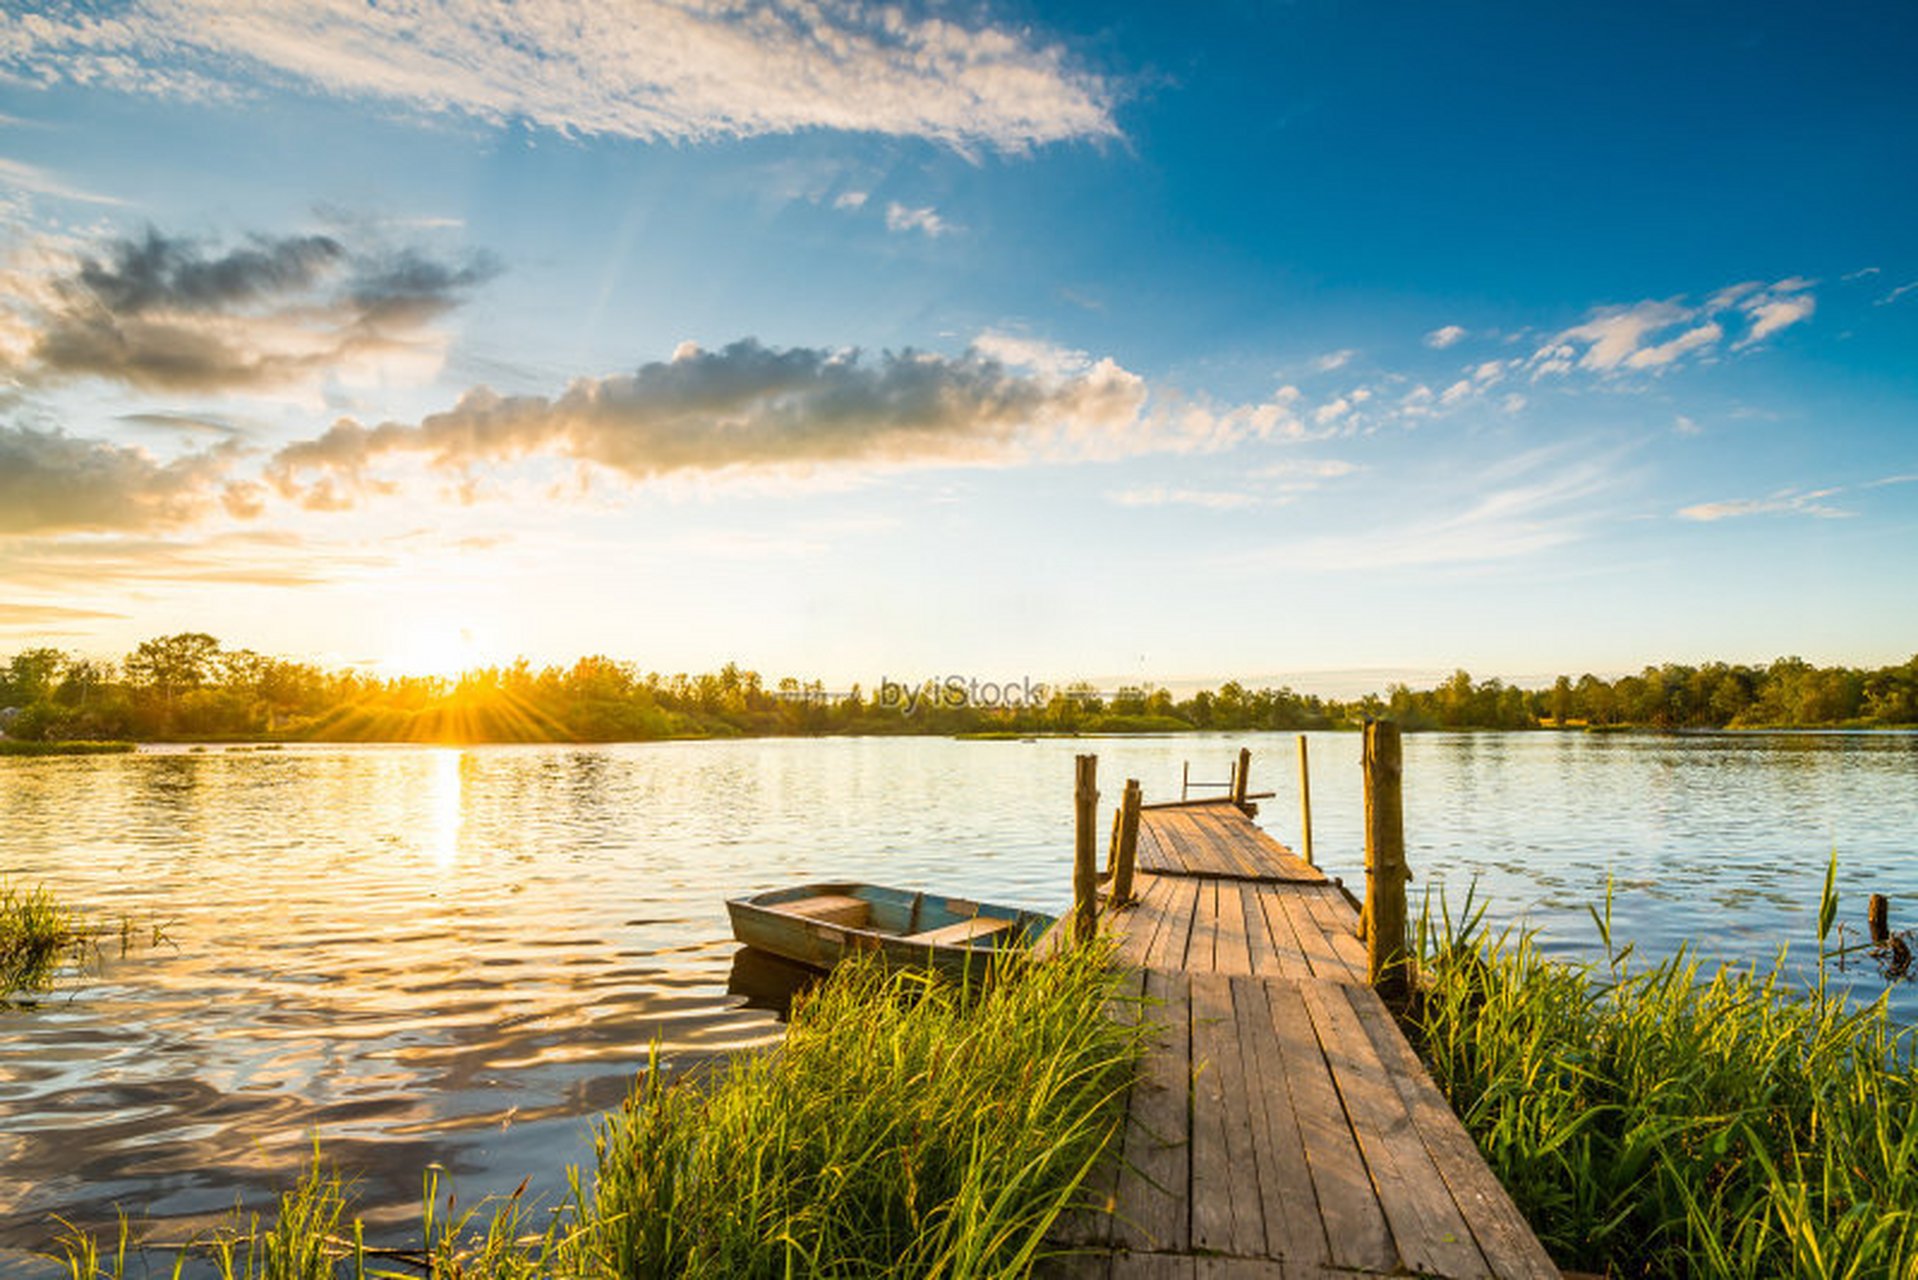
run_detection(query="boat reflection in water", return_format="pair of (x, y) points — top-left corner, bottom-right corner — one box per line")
(726, 945), (824, 1019)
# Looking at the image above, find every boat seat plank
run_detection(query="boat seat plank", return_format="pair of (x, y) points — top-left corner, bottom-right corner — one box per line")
(784, 894), (871, 927)
(906, 915), (1014, 945)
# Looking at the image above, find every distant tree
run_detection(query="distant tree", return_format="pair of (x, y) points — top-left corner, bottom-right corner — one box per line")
(5, 647), (67, 704)
(124, 633), (222, 713)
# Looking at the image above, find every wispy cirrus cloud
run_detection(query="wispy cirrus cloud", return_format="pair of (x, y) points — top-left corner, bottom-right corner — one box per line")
(0, 1), (1118, 154)
(0, 224), (497, 393)
(1676, 486), (1853, 522)
(1239, 447), (1622, 572)
(1529, 278), (1815, 379)
(0, 155), (125, 206)
(1108, 486), (1259, 511)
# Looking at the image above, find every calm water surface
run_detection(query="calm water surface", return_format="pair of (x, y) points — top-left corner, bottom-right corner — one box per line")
(2, 731), (1915, 1262)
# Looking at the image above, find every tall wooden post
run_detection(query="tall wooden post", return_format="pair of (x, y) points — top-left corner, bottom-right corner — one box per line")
(1297, 733), (1315, 868)
(1111, 779), (1143, 906)
(1363, 721), (1409, 1003)
(1073, 754), (1099, 944)
(1232, 746), (1251, 809)
(1870, 893), (1891, 946)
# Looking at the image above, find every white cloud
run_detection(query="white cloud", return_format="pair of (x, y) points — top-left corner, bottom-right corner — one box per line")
(0, 155), (124, 205)
(1877, 281), (1918, 307)
(1625, 321), (1722, 370)
(1677, 487), (1852, 522)
(1425, 325), (1467, 349)
(833, 190), (869, 210)
(1108, 486), (1257, 511)
(1314, 348), (1356, 371)
(1842, 266), (1881, 281)
(1674, 414), (1700, 435)
(0, 1), (1117, 154)
(1736, 292), (1814, 348)
(884, 202), (953, 237)
(1530, 277), (1817, 379)
(1313, 396), (1351, 425)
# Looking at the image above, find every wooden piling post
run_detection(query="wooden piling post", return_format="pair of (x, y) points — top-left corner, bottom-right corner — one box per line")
(1111, 779), (1143, 906)
(1363, 721), (1409, 1003)
(1232, 746), (1251, 809)
(1297, 733), (1315, 868)
(1870, 893), (1891, 946)
(1074, 754), (1100, 944)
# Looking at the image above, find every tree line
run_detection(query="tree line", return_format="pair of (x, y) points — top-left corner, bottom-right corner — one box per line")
(1, 634), (1915, 744)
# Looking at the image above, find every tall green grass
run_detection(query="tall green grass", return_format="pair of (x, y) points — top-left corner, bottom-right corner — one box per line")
(58, 941), (1142, 1279)
(1414, 872), (1918, 1278)
(1, 881), (80, 998)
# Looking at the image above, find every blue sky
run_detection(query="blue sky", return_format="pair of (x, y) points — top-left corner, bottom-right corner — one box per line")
(0, 1), (1913, 688)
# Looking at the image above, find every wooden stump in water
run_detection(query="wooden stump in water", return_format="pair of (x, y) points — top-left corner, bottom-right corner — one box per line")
(1870, 893), (1891, 946)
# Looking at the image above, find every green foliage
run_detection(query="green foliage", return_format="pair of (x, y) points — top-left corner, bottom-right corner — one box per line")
(0, 881), (80, 999)
(5, 636), (1915, 742)
(0, 738), (134, 755)
(57, 944), (1143, 1279)
(1414, 886), (1918, 1277)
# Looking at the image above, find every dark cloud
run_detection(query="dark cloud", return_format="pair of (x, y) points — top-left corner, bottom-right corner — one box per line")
(73, 228), (345, 315)
(0, 422), (245, 534)
(269, 337), (1148, 501)
(8, 225), (499, 393)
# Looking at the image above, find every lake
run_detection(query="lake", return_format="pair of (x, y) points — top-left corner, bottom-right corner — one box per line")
(2, 730), (1915, 1261)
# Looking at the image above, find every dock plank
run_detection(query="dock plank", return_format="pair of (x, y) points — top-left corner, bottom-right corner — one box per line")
(1214, 876), (1253, 976)
(1298, 981), (1488, 1278)
(1189, 974), (1266, 1256)
(1111, 969), (1191, 1252)
(1347, 989), (1560, 1280)
(1230, 973), (1330, 1267)
(1260, 979), (1397, 1275)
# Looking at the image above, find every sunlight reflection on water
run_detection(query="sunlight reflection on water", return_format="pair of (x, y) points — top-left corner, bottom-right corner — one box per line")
(0, 731), (1914, 1259)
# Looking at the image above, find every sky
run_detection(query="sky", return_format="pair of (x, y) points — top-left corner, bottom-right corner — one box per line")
(0, 1), (1914, 690)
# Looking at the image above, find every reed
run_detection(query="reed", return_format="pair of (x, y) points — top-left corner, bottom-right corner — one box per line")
(57, 941), (1142, 1279)
(1, 881), (81, 999)
(1413, 870), (1918, 1278)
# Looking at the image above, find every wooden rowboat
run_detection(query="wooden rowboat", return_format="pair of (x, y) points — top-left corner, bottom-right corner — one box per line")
(725, 882), (1054, 979)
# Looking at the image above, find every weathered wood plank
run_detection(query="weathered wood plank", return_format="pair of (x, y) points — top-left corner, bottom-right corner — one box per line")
(1246, 885), (1312, 980)
(1189, 973), (1265, 1256)
(1114, 875), (1174, 970)
(1230, 974), (1330, 1268)
(1259, 979), (1396, 1275)
(1108, 1254), (1198, 1280)
(1275, 891), (1349, 983)
(1145, 878), (1199, 973)
(1112, 970), (1192, 1252)
(1302, 886), (1367, 977)
(1190, 878), (1219, 974)
(1298, 982), (1488, 1279)
(1347, 988), (1561, 1280)
(1213, 874), (1253, 976)
(1239, 882), (1281, 978)
(1038, 1250), (1114, 1280)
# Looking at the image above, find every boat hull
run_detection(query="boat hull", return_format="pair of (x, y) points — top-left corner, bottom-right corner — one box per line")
(725, 881), (1053, 980)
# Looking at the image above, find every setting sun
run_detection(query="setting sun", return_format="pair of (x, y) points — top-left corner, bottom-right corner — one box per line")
(381, 625), (483, 680)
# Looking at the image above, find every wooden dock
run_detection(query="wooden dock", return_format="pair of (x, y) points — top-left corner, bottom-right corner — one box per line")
(1047, 764), (1560, 1278)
